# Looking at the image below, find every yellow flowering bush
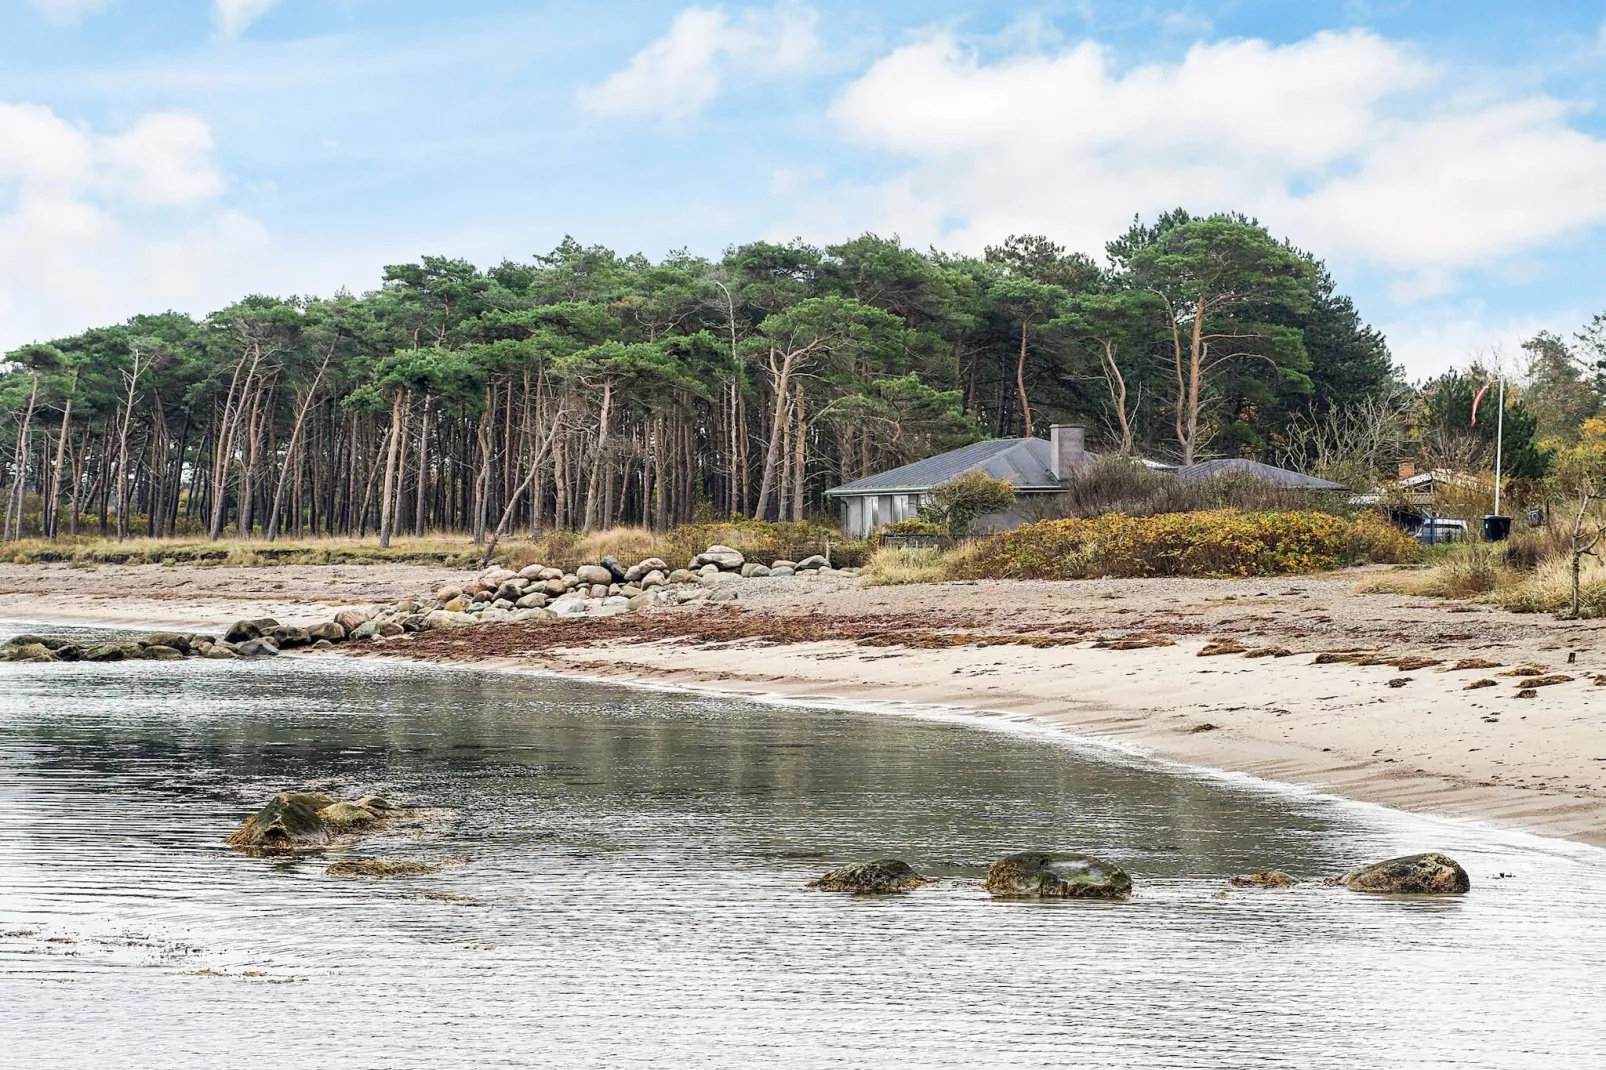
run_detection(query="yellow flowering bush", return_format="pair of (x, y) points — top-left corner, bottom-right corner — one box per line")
(952, 510), (1417, 580)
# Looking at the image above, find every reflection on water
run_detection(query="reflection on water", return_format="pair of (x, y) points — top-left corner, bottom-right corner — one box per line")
(1, 630), (1603, 1068)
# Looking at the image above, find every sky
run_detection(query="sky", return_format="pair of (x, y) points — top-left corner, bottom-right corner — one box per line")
(3, 1), (1606, 380)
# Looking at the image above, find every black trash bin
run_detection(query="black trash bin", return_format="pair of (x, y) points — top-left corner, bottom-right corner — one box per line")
(1482, 514), (1512, 542)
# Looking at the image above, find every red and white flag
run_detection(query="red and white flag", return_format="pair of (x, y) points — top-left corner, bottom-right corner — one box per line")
(1471, 382), (1492, 426)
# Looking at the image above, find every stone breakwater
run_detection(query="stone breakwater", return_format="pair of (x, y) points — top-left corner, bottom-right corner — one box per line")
(0, 544), (859, 661)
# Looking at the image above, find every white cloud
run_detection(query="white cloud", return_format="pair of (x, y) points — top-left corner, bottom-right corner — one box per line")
(823, 29), (1606, 299)
(0, 101), (264, 349)
(215, 0), (279, 40)
(29, 0), (112, 25)
(583, 2), (820, 120)
(1375, 312), (1554, 381)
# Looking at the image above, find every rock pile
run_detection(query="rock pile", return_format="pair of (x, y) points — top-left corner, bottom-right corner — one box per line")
(0, 544), (858, 662)
(226, 791), (402, 854)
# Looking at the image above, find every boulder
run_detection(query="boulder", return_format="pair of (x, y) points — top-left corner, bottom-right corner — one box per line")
(494, 580), (527, 602)
(636, 556), (669, 573)
(375, 620), (404, 637)
(393, 599), (421, 615)
(423, 610), (477, 630)
(698, 563), (721, 577)
(202, 645), (238, 659)
(492, 598), (515, 611)
(517, 564), (547, 580)
(84, 643), (132, 662)
(795, 554), (828, 571)
(1340, 853), (1469, 895)
(443, 595), (472, 613)
(693, 545), (745, 570)
(51, 643), (83, 662)
(1229, 870), (1298, 889)
(350, 620), (380, 641)
(139, 644), (185, 661)
(272, 625), (312, 649)
(641, 569), (667, 589)
(576, 563), (614, 586)
(698, 571), (742, 589)
(308, 621), (346, 642)
(740, 563), (771, 579)
(224, 619), (264, 644)
(771, 560), (797, 570)
(478, 608), (513, 624)
(769, 566), (795, 578)
(471, 590), (494, 604)
(400, 614), (428, 632)
(599, 556), (628, 582)
(542, 578), (569, 597)
(316, 800), (380, 832)
(236, 637), (281, 658)
(226, 792), (338, 852)
(618, 585), (643, 599)
(538, 567), (564, 581)
(515, 592), (549, 609)
(4, 642), (55, 662)
(3, 633), (48, 648)
(668, 569), (697, 584)
(623, 564), (645, 583)
(589, 584), (610, 600)
(480, 567), (517, 586)
(510, 608), (554, 623)
(434, 585), (464, 603)
(548, 593), (590, 618)
(808, 859), (930, 894)
(628, 593), (656, 611)
(334, 608), (374, 633)
(707, 587), (740, 603)
(983, 851), (1133, 900)
(139, 631), (192, 654)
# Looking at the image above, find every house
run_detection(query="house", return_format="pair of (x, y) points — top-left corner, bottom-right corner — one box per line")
(1174, 458), (1347, 489)
(825, 425), (1096, 537)
(824, 426), (1345, 537)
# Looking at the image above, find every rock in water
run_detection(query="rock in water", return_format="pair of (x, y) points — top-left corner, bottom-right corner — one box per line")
(808, 859), (930, 894)
(139, 631), (192, 654)
(1230, 870), (1298, 888)
(236, 637), (280, 658)
(1340, 853), (1470, 894)
(983, 851), (1133, 899)
(224, 619), (263, 643)
(327, 858), (440, 878)
(316, 801), (381, 832)
(227, 792), (338, 852)
(139, 644), (185, 661)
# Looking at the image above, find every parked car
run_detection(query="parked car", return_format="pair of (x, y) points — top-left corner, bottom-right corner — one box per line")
(1412, 517), (1467, 544)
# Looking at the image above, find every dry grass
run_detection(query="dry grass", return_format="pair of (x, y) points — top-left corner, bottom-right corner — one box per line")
(1358, 514), (1606, 617)
(859, 546), (955, 587)
(0, 521), (871, 573)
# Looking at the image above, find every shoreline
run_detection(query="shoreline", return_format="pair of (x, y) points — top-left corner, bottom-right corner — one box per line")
(5, 559), (1606, 848)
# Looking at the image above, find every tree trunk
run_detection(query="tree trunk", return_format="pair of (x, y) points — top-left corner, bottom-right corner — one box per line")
(1015, 318), (1033, 438)
(378, 391), (408, 549)
(265, 343), (333, 541)
(754, 348), (795, 520)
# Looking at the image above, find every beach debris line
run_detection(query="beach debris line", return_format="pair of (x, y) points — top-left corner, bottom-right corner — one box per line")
(983, 852), (1134, 899)
(1339, 853), (1471, 895)
(807, 859), (931, 894)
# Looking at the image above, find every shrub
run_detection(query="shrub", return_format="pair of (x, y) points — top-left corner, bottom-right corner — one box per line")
(952, 509), (1417, 580)
(860, 546), (952, 586)
(1033, 457), (1334, 521)
(922, 472), (1017, 537)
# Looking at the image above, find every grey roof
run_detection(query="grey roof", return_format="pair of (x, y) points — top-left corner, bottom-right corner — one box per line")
(825, 438), (1081, 496)
(1176, 458), (1347, 490)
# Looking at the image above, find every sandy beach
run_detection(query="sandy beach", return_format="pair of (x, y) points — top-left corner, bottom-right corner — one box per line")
(5, 560), (1606, 845)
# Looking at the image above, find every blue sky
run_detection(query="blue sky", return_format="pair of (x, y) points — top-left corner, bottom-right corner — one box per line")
(4, 1), (1606, 379)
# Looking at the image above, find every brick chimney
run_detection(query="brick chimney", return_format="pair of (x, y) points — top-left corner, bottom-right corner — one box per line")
(1398, 462), (1416, 481)
(1050, 425), (1088, 481)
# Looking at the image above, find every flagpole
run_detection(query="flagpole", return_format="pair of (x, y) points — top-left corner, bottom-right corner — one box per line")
(1493, 374), (1504, 517)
